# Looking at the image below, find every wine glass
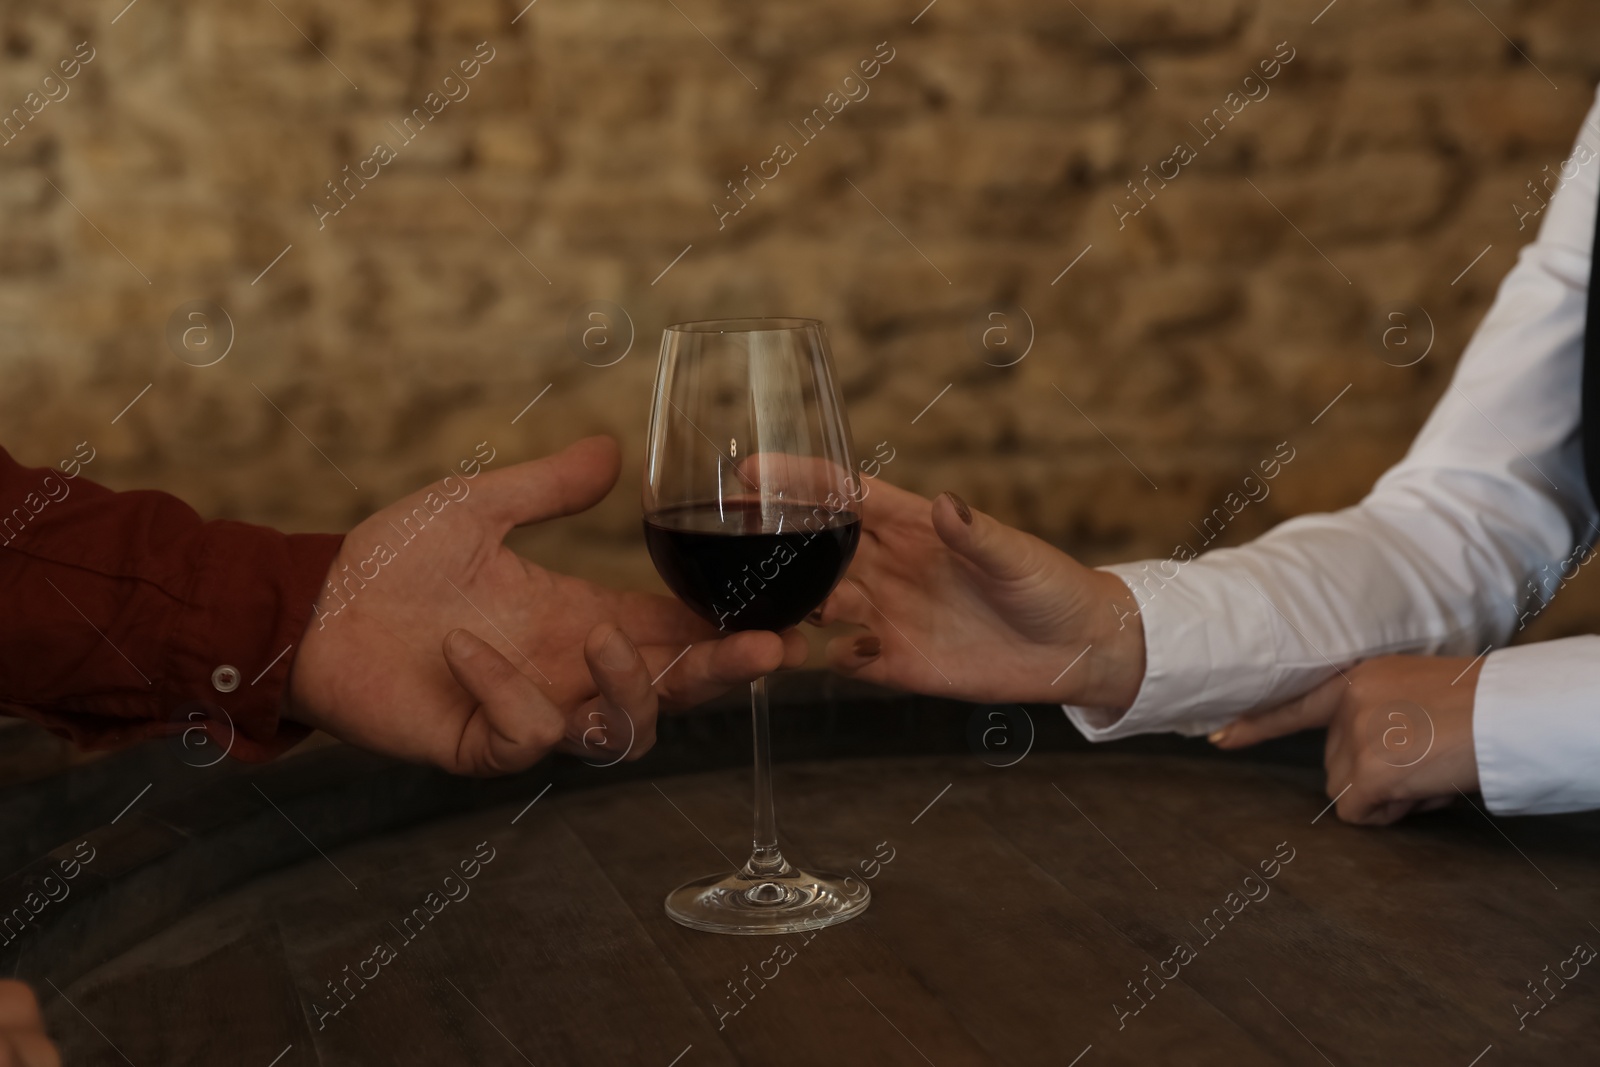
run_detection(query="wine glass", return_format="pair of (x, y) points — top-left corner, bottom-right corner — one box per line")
(643, 317), (870, 934)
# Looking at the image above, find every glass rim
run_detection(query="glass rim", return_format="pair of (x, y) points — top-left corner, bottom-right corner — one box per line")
(663, 316), (822, 335)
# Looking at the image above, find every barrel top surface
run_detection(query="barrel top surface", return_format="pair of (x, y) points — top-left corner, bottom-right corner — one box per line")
(41, 749), (1600, 1066)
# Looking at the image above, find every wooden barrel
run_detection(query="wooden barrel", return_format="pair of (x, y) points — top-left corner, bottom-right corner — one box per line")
(5, 674), (1598, 1064)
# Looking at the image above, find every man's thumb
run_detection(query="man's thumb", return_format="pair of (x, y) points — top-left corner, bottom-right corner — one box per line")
(474, 435), (620, 529)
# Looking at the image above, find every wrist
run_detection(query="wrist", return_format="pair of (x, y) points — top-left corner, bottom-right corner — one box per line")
(1072, 569), (1147, 709)
(280, 552), (344, 732)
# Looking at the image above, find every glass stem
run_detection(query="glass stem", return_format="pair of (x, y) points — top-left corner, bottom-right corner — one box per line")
(745, 675), (787, 878)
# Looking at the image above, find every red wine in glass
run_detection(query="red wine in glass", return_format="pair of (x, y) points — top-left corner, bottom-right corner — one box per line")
(643, 501), (861, 634)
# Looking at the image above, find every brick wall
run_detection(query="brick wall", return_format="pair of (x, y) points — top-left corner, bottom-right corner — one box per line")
(3, 0), (1599, 642)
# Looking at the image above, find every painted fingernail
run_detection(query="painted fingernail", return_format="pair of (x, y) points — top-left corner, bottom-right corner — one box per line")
(854, 636), (881, 659)
(945, 492), (972, 525)
(599, 628), (638, 670)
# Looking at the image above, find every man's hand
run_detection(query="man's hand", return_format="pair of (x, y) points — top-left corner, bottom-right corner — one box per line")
(288, 436), (805, 776)
(1211, 655), (1482, 825)
(817, 480), (1146, 708)
(0, 981), (58, 1067)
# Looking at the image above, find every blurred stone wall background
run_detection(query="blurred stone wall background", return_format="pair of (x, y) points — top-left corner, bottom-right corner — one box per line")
(3, 0), (1600, 643)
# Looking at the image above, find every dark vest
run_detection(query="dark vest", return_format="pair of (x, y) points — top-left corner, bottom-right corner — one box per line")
(1586, 187), (1600, 505)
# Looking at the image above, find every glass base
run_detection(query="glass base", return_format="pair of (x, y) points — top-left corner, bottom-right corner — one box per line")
(665, 861), (870, 935)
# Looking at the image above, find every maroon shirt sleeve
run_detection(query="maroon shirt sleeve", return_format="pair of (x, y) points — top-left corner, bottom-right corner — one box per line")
(0, 444), (342, 761)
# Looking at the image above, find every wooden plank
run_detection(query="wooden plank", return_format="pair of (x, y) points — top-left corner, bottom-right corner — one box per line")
(46, 902), (311, 1067)
(561, 770), (998, 1065)
(265, 795), (733, 1066)
(1160, 755), (1600, 1062)
(981, 754), (1466, 1062)
(34, 746), (1600, 1066)
(992, 753), (1600, 1065)
(775, 757), (1280, 1066)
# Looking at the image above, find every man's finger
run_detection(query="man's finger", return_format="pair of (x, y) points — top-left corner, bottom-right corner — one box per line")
(566, 624), (658, 762)
(472, 435), (621, 530)
(1211, 675), (1346, 749)
(0, 1032), (59, 1067)
(0, 984), (40, 1032)
(442, 628), (565, 776)
(645, 631), (791, 709)
(771, 627), (808, 670)
(0, 983), (57, 1067)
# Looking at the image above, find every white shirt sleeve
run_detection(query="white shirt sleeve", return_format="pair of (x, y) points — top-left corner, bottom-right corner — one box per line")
(1064, 84), (1600, 816)
(1475, 637), (1600, 814)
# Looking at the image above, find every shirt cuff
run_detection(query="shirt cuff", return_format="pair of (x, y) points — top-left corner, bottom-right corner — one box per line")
(1063, 561), (1275, 742)
(1473, 636), (1600, 815)
(164, 525), (343, 762)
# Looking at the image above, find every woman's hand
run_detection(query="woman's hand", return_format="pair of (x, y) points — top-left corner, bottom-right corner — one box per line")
(817, 480), (1146, 708)
(0, 982), (58, 1067)
(1210, 655), (1481, 825)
